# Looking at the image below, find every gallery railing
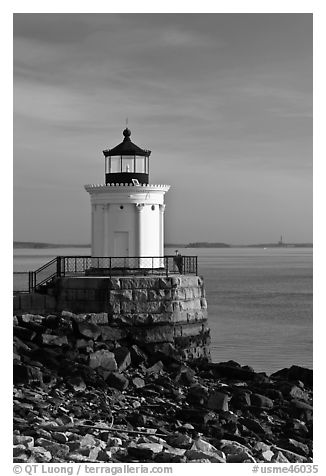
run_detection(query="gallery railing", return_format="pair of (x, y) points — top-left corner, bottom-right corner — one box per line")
(28, 255), (198, 293)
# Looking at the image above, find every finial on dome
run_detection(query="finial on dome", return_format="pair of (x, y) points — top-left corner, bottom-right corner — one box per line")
(123, 127), (131, 138)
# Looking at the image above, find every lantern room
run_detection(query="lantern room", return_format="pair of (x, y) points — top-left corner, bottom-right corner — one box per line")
(103, 127), (151, 185)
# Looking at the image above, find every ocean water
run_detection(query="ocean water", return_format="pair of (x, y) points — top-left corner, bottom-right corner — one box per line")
(13, 246), (312, 374)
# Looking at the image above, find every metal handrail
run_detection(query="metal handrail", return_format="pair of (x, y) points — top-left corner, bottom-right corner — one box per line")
(28, 255), (198, 292)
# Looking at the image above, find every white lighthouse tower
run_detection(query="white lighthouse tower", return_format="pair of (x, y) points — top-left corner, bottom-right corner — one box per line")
(85, 128), (170, 267)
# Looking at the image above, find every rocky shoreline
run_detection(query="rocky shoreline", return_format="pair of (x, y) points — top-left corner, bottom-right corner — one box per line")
(14, 311), (313, 464)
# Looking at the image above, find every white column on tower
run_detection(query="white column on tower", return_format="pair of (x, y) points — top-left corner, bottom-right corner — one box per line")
(103, 204), (109, 257)
(159, 204), (166, 261)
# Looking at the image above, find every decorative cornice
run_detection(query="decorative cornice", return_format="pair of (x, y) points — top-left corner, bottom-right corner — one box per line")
(85, 183), (170, 193)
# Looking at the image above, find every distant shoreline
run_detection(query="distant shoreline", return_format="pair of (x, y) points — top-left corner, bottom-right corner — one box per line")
(14, 241), (313, 249)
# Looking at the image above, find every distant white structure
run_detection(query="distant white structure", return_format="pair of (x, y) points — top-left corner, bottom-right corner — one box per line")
(85, 128), (170, 266)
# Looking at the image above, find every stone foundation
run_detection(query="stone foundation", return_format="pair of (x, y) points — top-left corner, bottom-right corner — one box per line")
(14, 274), (211, 362)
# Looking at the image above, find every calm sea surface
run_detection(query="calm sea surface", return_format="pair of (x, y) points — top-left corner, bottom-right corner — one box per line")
(13, 247), (313, 374)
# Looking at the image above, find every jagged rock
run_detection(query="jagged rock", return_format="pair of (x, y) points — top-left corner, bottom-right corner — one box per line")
(250, 393), (273, 409)
(52, 432), (68, 444)
(272, 446), (308, 463)
(13, 444), (28, 457)
(185, 449), (225, 462)
(272, 450), (290, 463)
(290, 399), (313, 421)
(132, 377), (145, 388)
(78, 322), (101, 340)
(279, 382), (309, 401)
(130, 345), (148, 366)
(41, 334), (68, 346)
(277, 438), (309, 457)
(271, 365), (312, 387)
(80, 434), (97, 448)
(29, 446), (52, 462)
(68, 376), (86, 392)
(207, 391), (229, 411)
(13, 435), (34, 449)
(35, 438), (70, 458)
(219, 439), (254, 457)
(187, 382), (209, 404)
(89, 349), (117, 371)
(146, 361), (164, 375)
(240, 417), (267, 434)
(176, 408), (216, 425)
(230, 389), (251, 409)
(174, 365), (196, 385)
(114, 347), (131, 371)
(261, 449), (274, 461)
(226, 453), (256, 463)
(105, 372), (129, 391)
(127, 444), (156, 459)
(166, 432), (193, 449)
(21, 314), (44, 324)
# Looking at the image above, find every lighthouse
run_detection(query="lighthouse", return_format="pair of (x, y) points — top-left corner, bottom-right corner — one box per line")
(85, 128), (170, 267)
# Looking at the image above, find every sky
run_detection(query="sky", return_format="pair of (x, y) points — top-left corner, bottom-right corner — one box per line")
(13, 13), (312, 245)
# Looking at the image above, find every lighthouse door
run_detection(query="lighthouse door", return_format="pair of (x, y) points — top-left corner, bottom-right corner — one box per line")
(114, 232), (129, 257)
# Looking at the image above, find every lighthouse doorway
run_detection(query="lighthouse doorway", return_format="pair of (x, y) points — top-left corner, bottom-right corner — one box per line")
(114, 232), (129, 257)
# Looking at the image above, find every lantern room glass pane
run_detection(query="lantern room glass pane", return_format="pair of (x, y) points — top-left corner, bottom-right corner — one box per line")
(135, 157), (146, 173)
(122, 156), (135, 173)
(110, 157), (120, 173)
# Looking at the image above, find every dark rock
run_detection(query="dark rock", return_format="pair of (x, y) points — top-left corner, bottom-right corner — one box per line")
(145, 361), (164, 375)
(174, 365), (196, 385)
(176, 408), (217, 426)
(41, 334), (68, 346)
(240, 417), (267, 434)
(278, 383), (310, 402)
(166, 432), (193, 449)
(187, 383), (209, 405)
(277, 438), (310, 457)
(230, 389), (251, 409)
(114, 347), (131, 372)
(271, 365), (312, 387)
(209, 363), (256, 381)
(105, 372), (129, 391)
(289, 400), (313, 422)
(78, 322), (101, 340)
(250, 393), (274, 409)
(130, 345), (148, 366)
(206, 391), (229, 411)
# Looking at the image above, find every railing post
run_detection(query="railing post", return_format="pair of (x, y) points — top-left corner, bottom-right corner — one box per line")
(57, 256), (61, 278)
(166, 256), (168, 278)
(109, 257), (112, 278)
(196, 256), (198, 276)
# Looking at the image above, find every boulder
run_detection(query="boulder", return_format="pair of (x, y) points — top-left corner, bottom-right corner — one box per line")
(41, 334), (68, 346)
(277, 438), (310, 457)
(185, 449), (225, 463)
(13, 435), (34, 449)
(130, 345), (148, 366)
(114, 347), (131, 372)
(89, 350), (117, 371)
(250, 393), (273, 409)
(29, 446), (52, 462)
(78, 323), (101, 340)
(290, 399), (313, 422)
(34, 438), (70, 458)
(207, 391), (229, 411)
(132, 377), (145, 389)
(105, 372), (129, 391)
(166, 432), (193, 449)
